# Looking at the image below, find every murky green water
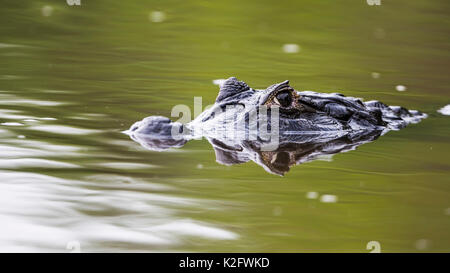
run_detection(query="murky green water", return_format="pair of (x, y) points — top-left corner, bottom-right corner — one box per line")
(0, 1), (449, 252)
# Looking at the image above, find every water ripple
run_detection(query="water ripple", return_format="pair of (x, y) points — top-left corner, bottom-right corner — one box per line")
(0, 171), (238, 252)
(28, 125), (101, 135)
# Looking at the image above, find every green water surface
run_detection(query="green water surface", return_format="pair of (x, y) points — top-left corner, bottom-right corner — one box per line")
(0, 0), (449, 252)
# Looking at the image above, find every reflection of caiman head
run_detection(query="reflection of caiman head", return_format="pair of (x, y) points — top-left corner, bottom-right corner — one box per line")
(208, 131), (382, 175)
(125, 77), (426, 175)
(126, 126), (382, 175)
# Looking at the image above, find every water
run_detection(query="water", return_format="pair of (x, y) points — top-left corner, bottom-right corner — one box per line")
(0, 1), (449, 252)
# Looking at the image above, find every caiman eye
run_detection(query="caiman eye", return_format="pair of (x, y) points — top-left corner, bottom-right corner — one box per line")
(274, 91), (292, 107)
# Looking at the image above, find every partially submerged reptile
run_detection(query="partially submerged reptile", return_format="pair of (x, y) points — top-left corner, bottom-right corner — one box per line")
(125, 77), (426, 175)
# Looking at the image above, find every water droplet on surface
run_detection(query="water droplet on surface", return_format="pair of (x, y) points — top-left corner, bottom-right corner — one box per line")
(306, 191), (319, 199)
(374, 28), (385, 39)
(282, 44), (300, 53)
(415, 239), (430, 250)
(41, 5), (53, 17)
(320, 194), (338, 203)
(196, 164), (203, 169)
(371, 72), (380, 79)
(395, 85), (407, 92)
(149, 11), (166, 23)
(273, 206), (283, 216)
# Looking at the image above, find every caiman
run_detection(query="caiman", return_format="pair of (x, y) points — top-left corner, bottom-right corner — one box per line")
(125, 77), (426, 175)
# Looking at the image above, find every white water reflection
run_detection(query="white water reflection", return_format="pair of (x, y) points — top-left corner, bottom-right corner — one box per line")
(0, 145), (81, 159)
(0, 158), (79, 169)
(0, 86), (237, 251)
(28, 125), (101, 135)
(0, 97), (65, 106)
(0, 109), (34, 119)
(0, 43), (27, 49)
(1, 122), (23, 126)
(0, 140), (83, 158)
(95, 162), (159, 170)
(0, 171), (238, 252)
(0, 128), (13, 138)
(437, 105), (450, 116)
(0, 93), (66, 107)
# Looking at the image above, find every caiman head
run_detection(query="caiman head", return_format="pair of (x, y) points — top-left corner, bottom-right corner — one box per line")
(126, 77), (425, 151)
(196, 77), (386, 133)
